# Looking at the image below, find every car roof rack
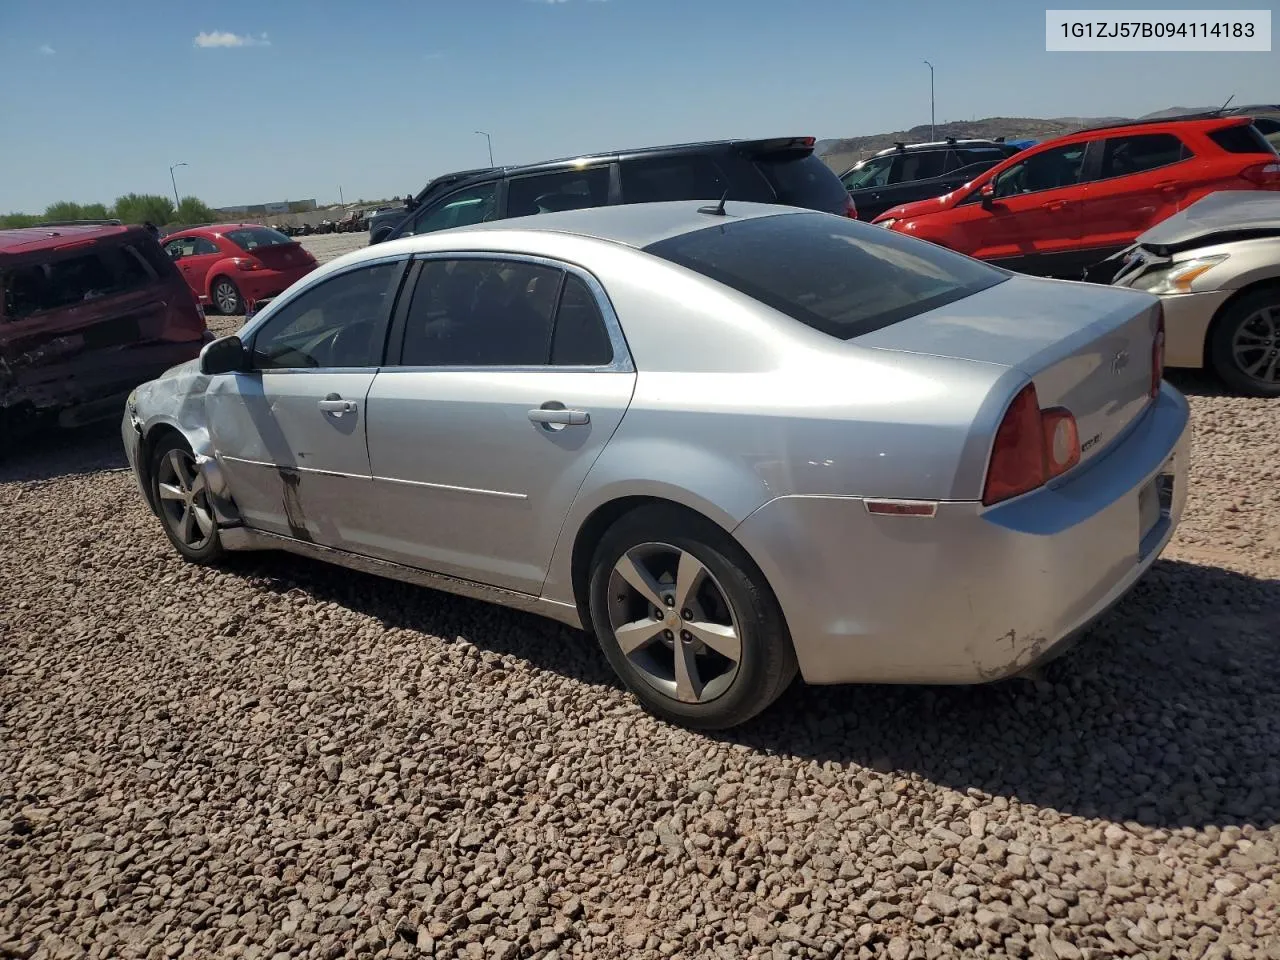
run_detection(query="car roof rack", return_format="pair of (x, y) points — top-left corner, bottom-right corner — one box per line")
(34, 218), (123, 227)
(893, 141), (906, 151)
(1080, 111), (1248, 132)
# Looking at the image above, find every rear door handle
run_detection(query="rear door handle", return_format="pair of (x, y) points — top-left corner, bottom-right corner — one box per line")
(319, 396), (356, 414)
(528, 407), (590, 426)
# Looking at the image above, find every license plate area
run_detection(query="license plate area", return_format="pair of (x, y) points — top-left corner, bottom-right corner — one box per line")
(1138, 463), (1175, 558)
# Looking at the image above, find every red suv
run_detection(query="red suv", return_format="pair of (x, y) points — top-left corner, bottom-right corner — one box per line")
(1, 223), (209, 440)
(872, 116), (1280, 278)
(161, 224), (318, 316)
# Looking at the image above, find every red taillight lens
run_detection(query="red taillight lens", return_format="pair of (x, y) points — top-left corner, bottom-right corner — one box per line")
(983, 384), (1046, 505)
(1151, 305), (1166, 398)
(234, 257), (261, 271)
(982, 384), (1081, 506)
(844, 197), (859, 219)
(1240, 161), (1280, 186)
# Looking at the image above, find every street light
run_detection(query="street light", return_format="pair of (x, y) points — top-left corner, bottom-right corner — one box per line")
(169, 162), (188, 212)
(923, 61), (935, 142)
(475, 130), (494, 167)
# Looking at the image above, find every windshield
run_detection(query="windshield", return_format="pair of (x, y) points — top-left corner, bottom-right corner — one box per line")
(643, 212), (1006, 340)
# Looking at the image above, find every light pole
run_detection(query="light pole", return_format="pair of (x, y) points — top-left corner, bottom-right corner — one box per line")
(922, 61), (935, 141)
(169, 162), (188, 212)
(475, 130), (494, 167)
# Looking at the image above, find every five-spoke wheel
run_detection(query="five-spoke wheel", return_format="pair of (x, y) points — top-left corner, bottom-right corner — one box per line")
(1211, 291), (1280, 397)
(150, 436), (223, 563)
(588, 504), (797, 729)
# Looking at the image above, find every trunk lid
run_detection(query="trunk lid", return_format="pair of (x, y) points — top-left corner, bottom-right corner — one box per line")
(856, 275), (1160, 468)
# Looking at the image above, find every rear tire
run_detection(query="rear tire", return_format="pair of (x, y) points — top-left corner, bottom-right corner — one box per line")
(211, 277), (243, 316)
(1208, 289), (1280, 397)
(587, 504), (798, 730)
(149, 434), (224, 565)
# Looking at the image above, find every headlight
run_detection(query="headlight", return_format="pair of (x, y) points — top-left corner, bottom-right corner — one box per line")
(1133, 255), (1229, 295)
(126, 388), (137, 409)
(879, 218), (897, 229)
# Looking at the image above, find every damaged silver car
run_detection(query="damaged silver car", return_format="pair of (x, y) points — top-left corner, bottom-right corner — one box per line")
(124, 201), (1189, 729)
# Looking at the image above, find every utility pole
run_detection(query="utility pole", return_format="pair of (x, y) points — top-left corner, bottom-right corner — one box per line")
(923, 61), (935, 141)
(339, 185), (345, 207)
(169, 161), (188, 212)
(475, 130), (494, 167)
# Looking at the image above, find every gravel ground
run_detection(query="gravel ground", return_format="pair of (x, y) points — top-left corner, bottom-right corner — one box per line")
(1, 232), (1278, 960)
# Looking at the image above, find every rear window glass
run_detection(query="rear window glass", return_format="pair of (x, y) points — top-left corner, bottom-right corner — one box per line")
(752, 153), (849, 212)
(643, 212), (1006, 341)
(1209, 123), (1276, 155)
(225, 227), (293, 251)
(3, 244), (156, 320)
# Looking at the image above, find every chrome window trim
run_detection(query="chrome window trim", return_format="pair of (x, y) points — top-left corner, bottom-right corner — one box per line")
(389, 250), (636, 375)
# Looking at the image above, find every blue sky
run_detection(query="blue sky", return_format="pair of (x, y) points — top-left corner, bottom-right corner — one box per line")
(1, 0), (1276, 212)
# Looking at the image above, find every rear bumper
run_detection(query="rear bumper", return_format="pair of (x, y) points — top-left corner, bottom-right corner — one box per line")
(733, 383), (1191, 685)
(1152, 289), (1232, 369)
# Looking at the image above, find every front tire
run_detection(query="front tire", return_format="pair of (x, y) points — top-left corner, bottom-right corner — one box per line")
(587, 505), (798, 730)
(150, 435), (224, 564)
(1208, 289), (1280, 397)
(211, 277), (243, 316)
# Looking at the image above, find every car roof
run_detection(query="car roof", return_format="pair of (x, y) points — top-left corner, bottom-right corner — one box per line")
(350, 201), (802, 261)
(415, 137), (817, 196)
(167, 222), (276, 236)
(0, 222), (137, 256)
(1077, 114), (1254, 136)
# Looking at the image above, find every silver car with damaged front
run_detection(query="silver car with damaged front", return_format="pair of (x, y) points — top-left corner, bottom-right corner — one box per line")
(122, 201), (1190, 729)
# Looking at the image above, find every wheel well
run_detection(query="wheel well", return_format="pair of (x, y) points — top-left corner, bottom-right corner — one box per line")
(138, 424), (187, 510)
(1202, 278), (1280, 368)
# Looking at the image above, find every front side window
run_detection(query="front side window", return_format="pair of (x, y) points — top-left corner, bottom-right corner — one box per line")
(400, 258), (563, 366)
(644, 212), (1005, 341)
(402, 183), (499, 237)
(166, 236), (219, 258)
(1098, 134), (1191, 179)
(842, 156), (893, 190)
(991, 143), (1088, 198)
(506, 168), (611, 218)
(249, 261), (403, 369)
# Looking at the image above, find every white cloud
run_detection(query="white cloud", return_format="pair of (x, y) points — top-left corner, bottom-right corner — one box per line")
(193, 31), (270, 49)
(38, 44), (55, 55)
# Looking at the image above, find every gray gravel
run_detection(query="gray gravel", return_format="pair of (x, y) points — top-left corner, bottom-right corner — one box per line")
(1, 234), (1278, 959)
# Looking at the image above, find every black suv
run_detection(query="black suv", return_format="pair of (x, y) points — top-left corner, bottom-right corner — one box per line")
(838, 138), (1024, 222)
(371, 137), (855, 244)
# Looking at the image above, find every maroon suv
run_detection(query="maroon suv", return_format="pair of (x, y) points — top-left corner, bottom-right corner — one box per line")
(1, 223), (210, 441)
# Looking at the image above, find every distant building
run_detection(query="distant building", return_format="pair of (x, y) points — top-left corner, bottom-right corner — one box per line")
(215, 199), (317, 216)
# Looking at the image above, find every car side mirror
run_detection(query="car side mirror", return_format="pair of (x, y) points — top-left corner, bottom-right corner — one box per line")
(979, 183), (996, 205)
(199, 335), (247, 376)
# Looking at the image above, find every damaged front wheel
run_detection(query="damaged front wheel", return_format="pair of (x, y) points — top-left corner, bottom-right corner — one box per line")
(151, 436), (224, 564)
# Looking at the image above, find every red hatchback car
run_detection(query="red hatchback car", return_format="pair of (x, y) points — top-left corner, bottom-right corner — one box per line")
(873, 116), (1280, 278)
(162, 224), (318, 315)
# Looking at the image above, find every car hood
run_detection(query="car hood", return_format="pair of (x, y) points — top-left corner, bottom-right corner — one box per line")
(873, 190), (962, 223)
(1134, 189), (1280, 247)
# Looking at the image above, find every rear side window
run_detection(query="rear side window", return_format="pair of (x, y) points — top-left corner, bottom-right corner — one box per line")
(1208, 123), (1277, 155)
(551, 274), (613, 366)
(1098, 133), (1191, 179)
(2, 244), (156, 320)
(955, 148), (1008, 167)
(225, 227), (293, 251)
(620, 156), (728, 203)
(752, 153), (849, 212)
(400, 258), (563, 366)
(644, 212), (1006, 341)
(507, 168), (611, 218)
(891, 151), (947, 183)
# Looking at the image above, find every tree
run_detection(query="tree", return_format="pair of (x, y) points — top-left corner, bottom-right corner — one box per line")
(111, 193), (175, 227)
(175, 196), (216, 225)
(0, 212), (40, 229)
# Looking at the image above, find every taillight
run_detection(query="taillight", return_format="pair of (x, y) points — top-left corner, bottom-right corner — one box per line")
(982, 383), (1080, 506)
(234, 257), (261, 271)
(844, 197), (859, 219)
(1240, 161), (1280, 186)
(1151, 304), (1166, 398)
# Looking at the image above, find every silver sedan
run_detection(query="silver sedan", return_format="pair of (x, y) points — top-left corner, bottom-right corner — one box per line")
(122, 201), (1190, 729)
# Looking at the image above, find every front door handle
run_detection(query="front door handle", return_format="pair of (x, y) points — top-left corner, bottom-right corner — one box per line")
(528, 407), (590, 426)
(319, 396), (356, 415)
(1046, 200), (1069, 211)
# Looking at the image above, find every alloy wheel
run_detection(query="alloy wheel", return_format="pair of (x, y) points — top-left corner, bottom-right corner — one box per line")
(215, 281), (240, 314)
(156, 449), (215, 549)
(606, 542), (742, 704)
(1231, 305), (1280, 386)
